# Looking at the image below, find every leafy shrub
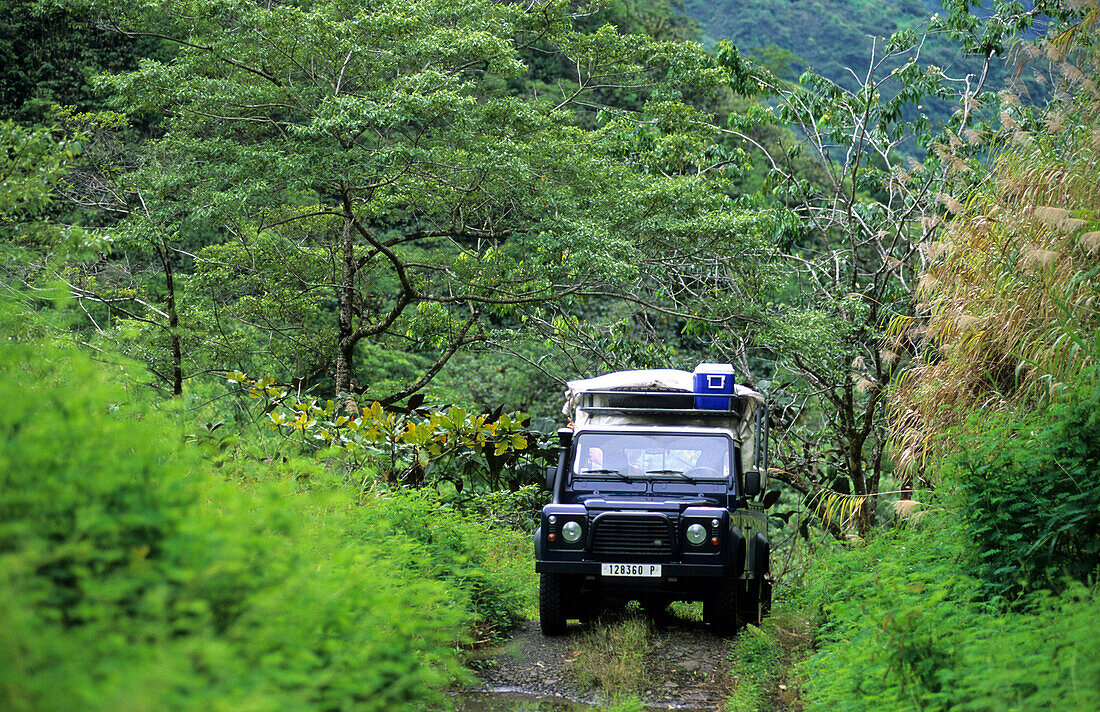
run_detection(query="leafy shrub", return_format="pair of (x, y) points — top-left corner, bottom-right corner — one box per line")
(346, 488), (535, 638)
(452, 483), (548, 532)
(949, 583), (1100, 711)
(799, 509), (981, 711)
(726, 610), (812, 712)
(799, 502), (1100, 711)
(226, 372), (554, 493)
(0, 329), (466, 711)
(947, 371), (1100, 599)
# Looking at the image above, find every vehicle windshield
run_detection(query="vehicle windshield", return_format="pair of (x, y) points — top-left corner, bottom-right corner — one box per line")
(572, 432), (732, 480)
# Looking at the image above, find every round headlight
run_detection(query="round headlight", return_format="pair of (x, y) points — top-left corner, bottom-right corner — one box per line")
(686, 523), (707, 545)
(562, 520), (583, 543)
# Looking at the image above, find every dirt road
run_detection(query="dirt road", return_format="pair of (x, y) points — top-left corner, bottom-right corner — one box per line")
(465, 608), (734, 711)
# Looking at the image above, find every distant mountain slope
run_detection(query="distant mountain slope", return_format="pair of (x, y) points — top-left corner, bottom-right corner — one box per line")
(686, 0), (933, 81)
(685, 0), (1048, 130)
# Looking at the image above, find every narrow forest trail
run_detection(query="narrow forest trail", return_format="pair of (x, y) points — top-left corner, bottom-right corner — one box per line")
(459, 607), (809, 711)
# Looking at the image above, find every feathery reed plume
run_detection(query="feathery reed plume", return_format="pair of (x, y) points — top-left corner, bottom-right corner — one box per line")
(889, 40), (1100, 485)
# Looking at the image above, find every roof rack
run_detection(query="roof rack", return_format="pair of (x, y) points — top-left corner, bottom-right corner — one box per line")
(575, 389), (745, 419)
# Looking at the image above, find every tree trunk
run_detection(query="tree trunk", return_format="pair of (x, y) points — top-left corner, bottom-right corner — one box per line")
(159, 236), (183, 397)
(334, 214), (357, 397)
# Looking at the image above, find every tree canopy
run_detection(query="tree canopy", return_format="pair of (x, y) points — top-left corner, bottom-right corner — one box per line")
(42, 0), (763, 402)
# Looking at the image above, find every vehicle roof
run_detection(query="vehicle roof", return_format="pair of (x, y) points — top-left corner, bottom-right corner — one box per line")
(572, 423), (739, 439)
(562, 369), (763, 421)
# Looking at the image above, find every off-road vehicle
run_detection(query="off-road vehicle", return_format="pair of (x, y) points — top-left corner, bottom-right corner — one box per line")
(535, 366), (771, 635)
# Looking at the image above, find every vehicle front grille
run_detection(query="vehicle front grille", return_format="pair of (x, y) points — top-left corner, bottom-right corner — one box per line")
(590, 515), (674, 559)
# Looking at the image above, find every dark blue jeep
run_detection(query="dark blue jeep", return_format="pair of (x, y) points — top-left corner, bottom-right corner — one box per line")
(535, 368), (772, 635)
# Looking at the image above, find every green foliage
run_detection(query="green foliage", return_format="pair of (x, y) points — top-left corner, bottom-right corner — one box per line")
(0, 0), (167, 123)
(0, 307), (526, 712)
(71, 0), (729, 401)
(188, 409), (537, 637)
(889, 44), (1100, 480)
(806, 27), (1100, 711)
(946, 583), (1100, 712)
(428, 343), (565, 419)
(591, 0), (700, 42)
(726, 625), (782, 712)
(946, 365), (1100, 600)
(709, 21), (962, 535)
(453, 484), (548, 533)
(594, 695), (647, 712)
(689, 0), (927, 71)
(799, 511), (976, 710)
(688, 0), (1051, 128)
(799, 501), (1100, 711)
(0, 121), (74, 217)
(0, 119), (84, 260)
(725, 609), (812, 712)
(227, 371), (555, 492)
(346, 488), (534, 639)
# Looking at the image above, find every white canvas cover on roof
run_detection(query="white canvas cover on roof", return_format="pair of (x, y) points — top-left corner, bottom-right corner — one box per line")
(562, 369), (694, 416)
(562, 369), (766, 478)
(563, 369), (763, 419)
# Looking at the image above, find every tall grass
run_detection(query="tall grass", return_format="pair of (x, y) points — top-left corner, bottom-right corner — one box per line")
(566, 613), (652, 701)
(889, 38), (1100, 482)
(797, 30), (1100, 712)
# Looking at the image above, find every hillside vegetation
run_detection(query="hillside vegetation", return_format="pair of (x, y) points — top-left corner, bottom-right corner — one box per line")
(793, 33), (1100, 712)
(687, 0), (931, 69)
(3, 0), (1100, 710)
(0, 309), (533, 711)
(685, 0), (1048, 126)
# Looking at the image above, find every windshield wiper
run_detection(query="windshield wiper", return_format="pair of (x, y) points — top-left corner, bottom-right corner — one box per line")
(578, 468), (634, 483)
(646, 469), (697, 484)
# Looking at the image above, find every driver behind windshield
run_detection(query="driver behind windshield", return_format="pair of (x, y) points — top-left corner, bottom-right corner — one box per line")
(577, 444), (640, 475)
(693, 441), (730, 476)
(579, 446), (604, 472)
(575, 435), (727, 477)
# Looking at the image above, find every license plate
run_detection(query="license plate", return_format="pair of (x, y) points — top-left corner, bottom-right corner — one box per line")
(601, 563), (662, 578)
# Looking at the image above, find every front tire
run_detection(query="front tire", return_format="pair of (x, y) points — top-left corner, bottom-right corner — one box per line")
(539, 573), (568, 636)
(705, 575), (740, 635)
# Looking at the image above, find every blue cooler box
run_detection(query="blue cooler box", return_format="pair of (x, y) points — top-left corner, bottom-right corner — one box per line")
(693, 363), (736, 410)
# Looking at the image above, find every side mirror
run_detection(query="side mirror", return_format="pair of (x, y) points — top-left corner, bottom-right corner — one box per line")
(545, 466), (557, 492)
(744, 470), (761, 498)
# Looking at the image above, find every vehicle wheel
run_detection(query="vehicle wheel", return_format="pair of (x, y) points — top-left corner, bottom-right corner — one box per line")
(738, 578), (760, 626)
(643, 598), (670, 624)
(539, 573), (568, 636)
(757, 540), (772, 622)
(760, 577), (773, 617)
(741, 539), (772, 626)
(705, 575), (740, 636)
